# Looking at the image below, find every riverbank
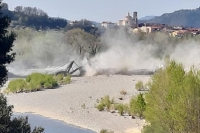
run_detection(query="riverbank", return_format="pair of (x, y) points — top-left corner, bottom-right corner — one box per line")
(13, 112), (95, 133)
(6, 75), (150, 133)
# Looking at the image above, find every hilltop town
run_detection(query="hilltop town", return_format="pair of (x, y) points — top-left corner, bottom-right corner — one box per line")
(101, 11), (200, 38)
(1, 2), (200, 39)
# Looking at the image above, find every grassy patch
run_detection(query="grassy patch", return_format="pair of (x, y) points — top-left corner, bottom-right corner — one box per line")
(7, 72), (59, 93)
(55, 74), (71, 85)
(7, 79), (27, 93)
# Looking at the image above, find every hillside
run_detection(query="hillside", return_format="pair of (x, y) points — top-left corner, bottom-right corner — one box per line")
(1, 5), (67, 30)
(1, 4), (98, 34)
(145, 7), (200, 28)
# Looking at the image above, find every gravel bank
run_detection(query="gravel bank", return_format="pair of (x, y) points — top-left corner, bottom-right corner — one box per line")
(6, 75), (151, 133)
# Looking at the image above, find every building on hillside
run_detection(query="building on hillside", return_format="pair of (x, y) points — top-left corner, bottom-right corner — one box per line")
(101, 22), (116, 29)
(140, 26), (151, 33)
(118, 12), (138, 28)
(172, 30), (188, 38)
(186, 28), (200, 36)
(140, 25), (162, 33)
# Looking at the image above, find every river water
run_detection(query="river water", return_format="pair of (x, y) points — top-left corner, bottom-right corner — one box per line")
(13, 112), (96, 133)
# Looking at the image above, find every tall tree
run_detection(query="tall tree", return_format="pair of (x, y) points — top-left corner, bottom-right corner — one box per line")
(0, 1), (16, 87)
(143, 60), (200, 133)
(0, 2), (44, 132)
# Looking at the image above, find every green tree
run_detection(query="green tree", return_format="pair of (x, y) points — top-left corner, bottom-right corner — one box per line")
(0, 2), (16, 87)
(0, 93), (44, 133)
(129, 93), (146, 119)
(65, 28), (100, 57)
(143, 60), (200, 133)
(0, 2), (44, 132)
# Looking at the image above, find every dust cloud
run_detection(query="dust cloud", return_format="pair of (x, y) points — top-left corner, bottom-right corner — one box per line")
(8, 27), (200, 76)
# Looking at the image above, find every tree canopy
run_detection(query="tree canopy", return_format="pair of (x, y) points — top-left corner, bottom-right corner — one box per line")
(0, 2), (44, 132)
(0, 2), (16, 87)
(143, 60), (200, 133)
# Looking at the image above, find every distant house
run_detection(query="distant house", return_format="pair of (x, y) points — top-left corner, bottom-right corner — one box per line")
(186, 28), (200, 36)
(140, 26), (151, 33)
(172, 30), (188, 38)
(173, 26), (183, 30)
(101, 22), (115, 29)
(139, 25), (162, 33)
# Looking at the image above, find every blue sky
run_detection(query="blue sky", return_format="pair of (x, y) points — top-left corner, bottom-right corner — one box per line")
(3, 0), (200, 22)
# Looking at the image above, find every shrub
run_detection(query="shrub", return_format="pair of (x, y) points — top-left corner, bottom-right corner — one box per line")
(7, 79), (27, 93)
(96, 95), (114, 111)
(115, 103), (129, 116)
(43, 74), (57, 87)
(135, 81), (144, 91)
(54, 74), (64, 82)
(26, 73), (57, 89)
(0, 93), (44, 133)
(44, 82), (53, 89)
(26, 73), (44, 84)
(102, 95), (114, 110)
(27, 81), (42, 91)
(129, 97), (137, 116)
(97, 103), (104, 111)
(116, 104), (125, 115)
(7, 73), (58, 93)
(143, 60), (200, 133)
(129, 93), (146, 118)
(63, 74), (71, 84)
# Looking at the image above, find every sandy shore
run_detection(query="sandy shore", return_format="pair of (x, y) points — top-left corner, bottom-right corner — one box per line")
(6, 75), (151, 133)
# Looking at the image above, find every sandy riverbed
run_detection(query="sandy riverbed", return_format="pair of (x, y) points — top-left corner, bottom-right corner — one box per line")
(6, 74), (151, 133)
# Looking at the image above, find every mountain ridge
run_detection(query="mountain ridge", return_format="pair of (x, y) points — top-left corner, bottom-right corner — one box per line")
(144, 7), (200, 28)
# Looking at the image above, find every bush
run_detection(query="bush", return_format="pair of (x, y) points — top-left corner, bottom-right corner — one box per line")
(135, 81), (144, 91)
(143, 60), (200, 133)
(96, 95), (114, 111)
(43, 74), (57, 87)
(129, 93), (146, 119)
(129, 97), (137, 116)
(26, 73), (57, 89)
(101, 95), (114, 111)
(7, 73), (58, 93)
(44, 82), (53, 89)
(27, 81), (42, 91)
(63, 74), (71, 84)
(97, 103), (104, 111)
(117, 104), (124, 115)
(54, 74), (64, 82)
(7, 79), (27, 93)
(0, 93), (44, 133)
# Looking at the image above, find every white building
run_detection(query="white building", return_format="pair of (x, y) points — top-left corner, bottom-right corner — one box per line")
(101, 22), (115, 29)
(118, 12), (138, 28)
